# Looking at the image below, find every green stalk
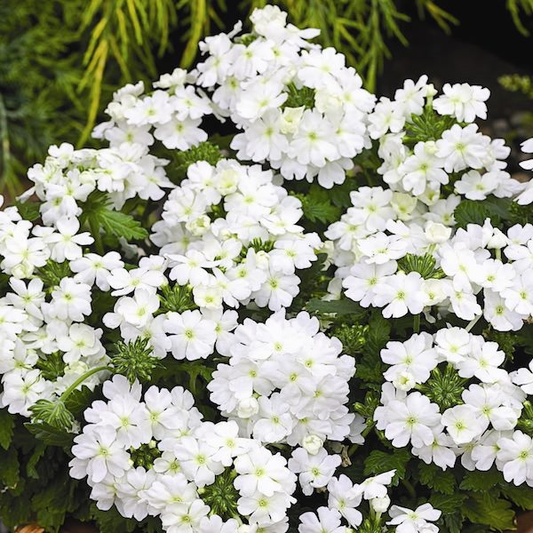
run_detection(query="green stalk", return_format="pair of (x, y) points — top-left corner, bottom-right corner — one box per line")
(402, 478), (417, 499)
(89, 217), (104, 254)
(59, 365), (111, 401)
(413, 314), (421, 334)
(465, 314), (482, 333)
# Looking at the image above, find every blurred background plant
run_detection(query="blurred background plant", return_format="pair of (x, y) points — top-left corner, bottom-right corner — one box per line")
(1, 0), (533, 197)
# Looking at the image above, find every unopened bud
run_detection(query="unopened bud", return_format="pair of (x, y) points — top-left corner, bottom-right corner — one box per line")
(237, 397), (259, 418)
(425, 221), (452, 244)
(370, 495), (391, 514)
(302, 435), (323, 455)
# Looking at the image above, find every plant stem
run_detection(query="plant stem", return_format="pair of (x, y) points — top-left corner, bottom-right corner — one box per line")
(465, 314), (481, 333)
(60, 365), (111, 401)
(89, 217), (104, 254)
(402, 478), (417, 499)
(413, 314), (421, 333)
(348, 422), (375, 456)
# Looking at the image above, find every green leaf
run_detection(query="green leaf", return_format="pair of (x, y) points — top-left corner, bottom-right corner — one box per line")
(293, 184), (341, 225)
(0, 447), (19, 488)
(459, 469), (503, 491)
(36, 351), (66, 381)
(500, 484), (533, 510)
(81, 192), (148, 241)
(364, 310), (391, 358)
(14, 200), (41, 221)
(0, 408), (15, 450)
(364, 448), (410, 485)
(91, 504), (139, 533)
(453, 197), (512, 229)
(32, 474), (74, 532)
(462, 492), (516, 531)
(430, 492), (467, 514)
(95, 207), (148, 240)
(26, 442), (47, 479)
(306, 297), (366, 317)
(64, 385), (94, 417)
(24, 421), (74, 447)
(301, 200), (341, 224)
(418, 462), (456, 494)
(443, 512), (465, 533)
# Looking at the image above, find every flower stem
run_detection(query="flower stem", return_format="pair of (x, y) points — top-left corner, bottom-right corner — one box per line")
(402, 478), (417, 500)
(60, 365), (111, 401)
(89, 217), (104, 255)
(465, 314), (482, 333)
(413, 314), (421, 334)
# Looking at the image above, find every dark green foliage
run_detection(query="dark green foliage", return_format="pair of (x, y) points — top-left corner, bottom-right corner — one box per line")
(306, 297), (366, 318)
(404, 106), (458, 146)
(459, 469), (504, 491)
(14, 200), (41, 221)
(461, 492), (515, 531)
(418, 462), (456, 494)
(171, 141), (225, 181)
(37, 260), (72, 289)
(0, 409), (15, 450)
(292, 185), (342, 225)
(454, 197), (512, 229)
(364, 448), (411, 485)
(80, 191), (149, 246)
(36, 352), (67, 381)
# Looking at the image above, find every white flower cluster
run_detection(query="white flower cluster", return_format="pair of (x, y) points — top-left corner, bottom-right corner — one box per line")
(70, 375), (297, 532)
(152, 159), (321, 311)
(94, 69), (212, 153)
(194, 5), (376, 188)
(296, 472), (441, 533)
(208, 311), (357, 447)
(27, 141), (172, 216)
(374, 328), (533, 487)
(0, 198), (110, 416)
(327, 183), (533, 330)
(370, 76), (521, 202)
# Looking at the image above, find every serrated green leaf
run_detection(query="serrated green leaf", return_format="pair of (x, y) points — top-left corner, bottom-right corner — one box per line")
(302, 201), (341, 224)
(364, 310), (391, 358)
(24, 422), (74, 447)
(0, 408), (15, 450)
(96, 208), (148, 240)
(462, 492), (515, 531)
(32, 474), (73, 532)
(81, 192), (148, 242)
(14, 200), (41, 221)
(430, 492), (467, 514)
(500, 484), (533, 510)
(26, 442), (47, 480)
(443, 512), (465, 533)
(293, 184), (342, 225)
(91, 504), (139, 533)
(364, 448), (410, 485)
(453, 197), (512, 229)
(459, 468), (503, 491)
(418, 462), (456, 494)
(0, 447), (19, 488)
